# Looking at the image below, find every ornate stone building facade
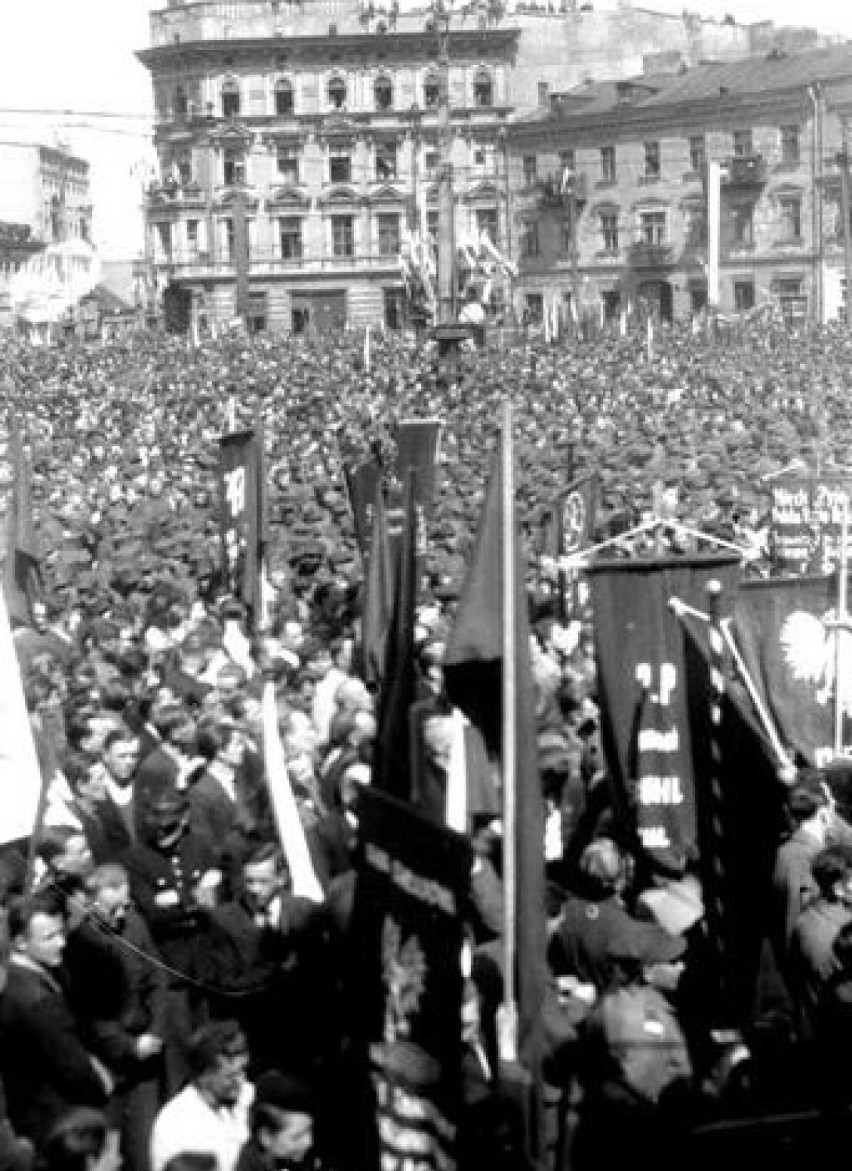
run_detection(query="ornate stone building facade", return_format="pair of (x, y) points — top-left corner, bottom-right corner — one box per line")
(138, 0), (518, 331)
(508, 46), (852, 326)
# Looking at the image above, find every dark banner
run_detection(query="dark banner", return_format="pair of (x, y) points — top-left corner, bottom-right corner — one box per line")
(770, 475), (852, 574)
(733, 575), (849, 768)
(351, 788), (471, 1171)
(589, 555), (741, 861)
(217, 429), (262, 613)
(540, 474), (598, 558)
(396, 418), (442, 522)
(344, 459), (382, 559)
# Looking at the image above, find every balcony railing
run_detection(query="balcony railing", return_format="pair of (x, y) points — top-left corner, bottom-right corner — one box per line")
(152, 252), (405, 278)
(535, 171), (588, 211)
(628, 240), (675, 268)
(147, 181), (205, 205)
(722, 153), (767, 188)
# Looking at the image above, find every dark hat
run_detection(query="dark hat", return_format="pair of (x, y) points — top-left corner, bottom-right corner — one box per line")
(253, 1070), (316, 1116)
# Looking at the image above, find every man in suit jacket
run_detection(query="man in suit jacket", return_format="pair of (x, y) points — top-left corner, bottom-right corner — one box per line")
(0, 893), (109, 1142)
(207, 845), (331, 1079)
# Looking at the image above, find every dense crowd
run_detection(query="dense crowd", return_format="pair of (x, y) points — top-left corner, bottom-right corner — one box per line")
(2, 319), (852, 1171)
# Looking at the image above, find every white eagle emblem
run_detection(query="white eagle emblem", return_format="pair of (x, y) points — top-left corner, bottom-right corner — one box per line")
(780, 608), (852, 714)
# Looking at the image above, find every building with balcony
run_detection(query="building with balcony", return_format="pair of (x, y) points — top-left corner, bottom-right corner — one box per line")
(137, 0), (836, 331)
(0, 142), (92, 248)
(507, 45), (852, 325)
(137, 0), (520, 331)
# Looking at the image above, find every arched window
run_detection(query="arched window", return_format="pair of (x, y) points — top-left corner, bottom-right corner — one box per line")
(328, 76), (347, 110)
(374, 75), (393, 111)
(221, 78), (241, 118)
(473, 69), (493, 107)
(275, 78), (294, 116)
(423, 72), (440, 109)
(174, 85), (188, 118)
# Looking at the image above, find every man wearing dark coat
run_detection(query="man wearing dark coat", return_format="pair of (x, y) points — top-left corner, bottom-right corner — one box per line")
(0, 893), (109, 1142)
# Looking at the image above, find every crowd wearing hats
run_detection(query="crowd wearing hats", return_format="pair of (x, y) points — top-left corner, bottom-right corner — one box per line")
(2, 318), (852, 1170)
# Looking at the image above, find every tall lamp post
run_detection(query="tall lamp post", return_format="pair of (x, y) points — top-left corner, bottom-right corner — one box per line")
(429, 0), (472, 367)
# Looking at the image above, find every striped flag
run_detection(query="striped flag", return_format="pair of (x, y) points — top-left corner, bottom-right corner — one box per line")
(0, 589), (42, 845)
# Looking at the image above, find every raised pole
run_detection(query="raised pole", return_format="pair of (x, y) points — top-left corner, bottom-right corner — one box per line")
(500, 398), (517, 1053)
(835, 498), (849, 757)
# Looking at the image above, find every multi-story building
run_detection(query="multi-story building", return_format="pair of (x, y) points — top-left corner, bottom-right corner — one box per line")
(137, 0), (519, 331)
(137, 0), (837, 331)
(0, 143), (92, 248)
(508, 45), (852, 325)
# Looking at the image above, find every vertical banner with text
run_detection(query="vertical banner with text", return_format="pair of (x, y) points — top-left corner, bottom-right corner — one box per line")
(351, 788), (471, 1171)
(217, 429), (262, 615)
(589, 555), (741, 861)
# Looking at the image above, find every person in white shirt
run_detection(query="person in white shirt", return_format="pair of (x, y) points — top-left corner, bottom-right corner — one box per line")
(150, 1021), (254, 1171)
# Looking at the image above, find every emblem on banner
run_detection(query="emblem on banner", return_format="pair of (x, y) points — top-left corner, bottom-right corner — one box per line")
(562, 489), (588, 554)
(382, 916), (427, 1045)
(780, 608), (852, 714)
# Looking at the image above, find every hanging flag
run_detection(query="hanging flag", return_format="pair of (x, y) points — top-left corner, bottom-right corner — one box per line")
(373, 474), (419, 804)
(550, 474), (598, 560)
(361, 479), (394, 689)
(396, 417), (442, 523)
(217, 428), (264, 622)
(732, 574), (845, 767)
(343, 458), (382, 559)
(3, 416), (42, 628)
(588, 554), (741, 862)
(0, 589), (43, 845)
(443, 436), (547, 1164)
(349, 787), (472, 1171)
(680, 610), (788, 1026)
(261, 679), (324, 902)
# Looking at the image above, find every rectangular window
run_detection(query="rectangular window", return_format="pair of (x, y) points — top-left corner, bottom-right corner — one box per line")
(177, 153), (193, 186)
(473, 141), (495, 171)
(276, 146), (299, 183)
(377, 213), (401, 257)
(732, 205), (754, 247)
(639, 210), (666, 245)
(600, 211), (619, 252)
(520, 221), (539, 258)
(223, 149), (245, 186)
(781, 124), (800, 165)
(224, 218), (235, 259)
(424, 149), (439, 178)
(155, 222), (172, 260)
(476, 207), (498, 244)
(331, 214), (354, 258)
(279, 217), (302, 260)
(734, 280), (755, 311)
(523, 155), (538, 186)
(688, 135), (705, 174)
(426, 210), (439, 241)
(643, 141), (661, 180)
(375, 141), (397, 182)
(733, 129), (753, 157)
(560, 219), (573, 254)
(186, 219), (199, 258)
(683, 205), (707, 248)
(779, 195), (802, 240)
(559, 148), (576, 173)
(329, 151), (351, 184)
(601, 145), (616, 184)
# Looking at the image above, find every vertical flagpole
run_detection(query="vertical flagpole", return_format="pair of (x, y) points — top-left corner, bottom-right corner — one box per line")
(500, 398), (518, 1060)
(835, 499), (849, 757)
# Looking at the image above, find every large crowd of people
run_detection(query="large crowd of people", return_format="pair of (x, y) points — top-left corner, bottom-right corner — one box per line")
(1, 317), (852, 1170)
